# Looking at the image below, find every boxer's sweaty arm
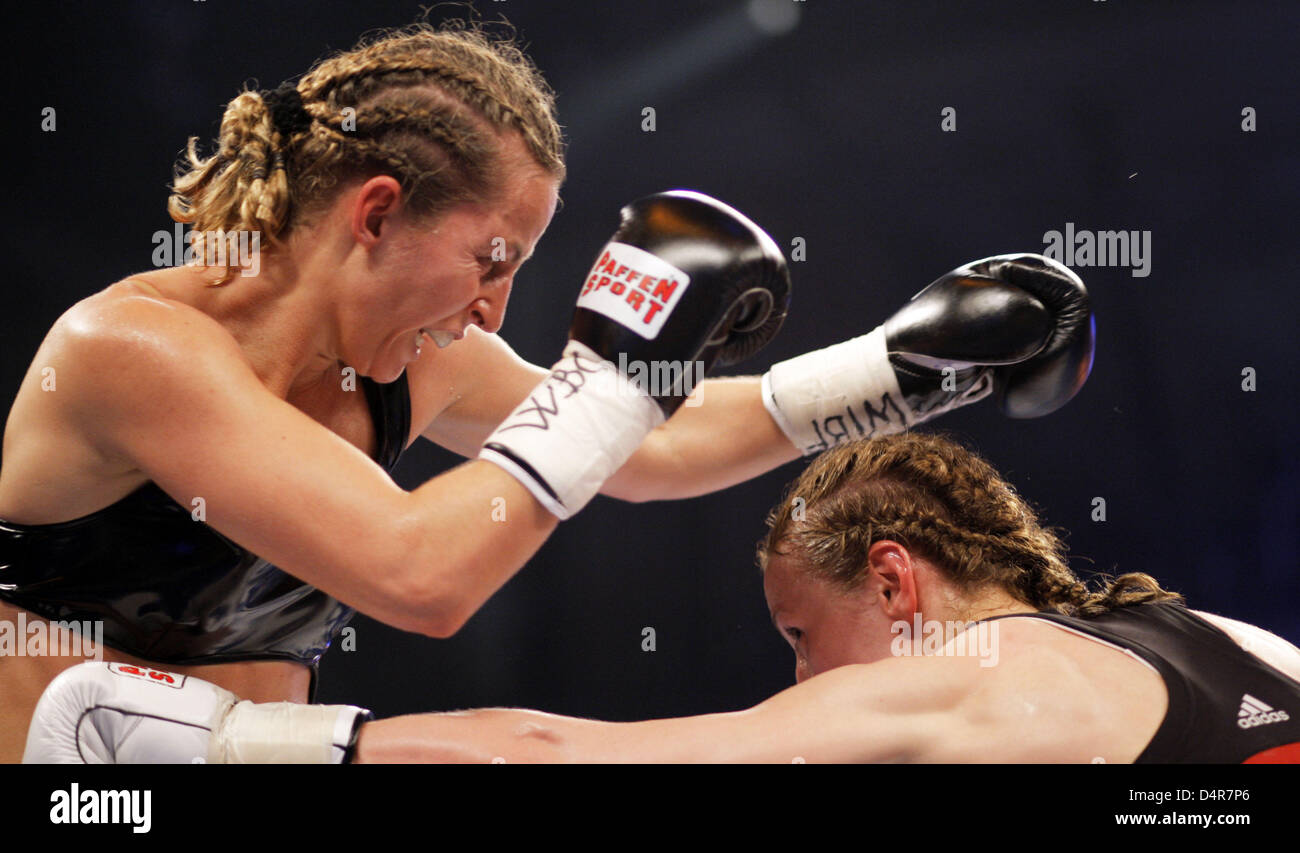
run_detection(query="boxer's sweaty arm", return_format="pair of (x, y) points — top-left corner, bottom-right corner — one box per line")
(420, 329), (798, 502)
(601, 375), (800, 501)
(58, 295), (555, 638)
(354, 651), (1106, 763)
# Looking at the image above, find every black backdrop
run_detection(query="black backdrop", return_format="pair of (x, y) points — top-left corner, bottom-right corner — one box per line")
(4, 1), (1296, 722)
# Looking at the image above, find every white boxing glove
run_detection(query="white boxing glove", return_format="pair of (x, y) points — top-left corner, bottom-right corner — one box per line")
(23, 661), (371, 764)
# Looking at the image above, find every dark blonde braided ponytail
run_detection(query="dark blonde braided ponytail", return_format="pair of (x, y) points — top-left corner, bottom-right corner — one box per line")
(759, 432), (1182, 617)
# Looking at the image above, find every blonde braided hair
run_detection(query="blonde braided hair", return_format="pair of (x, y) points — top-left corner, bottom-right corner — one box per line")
(759, 432), (1182, 617)
(167, 20), (564, 283)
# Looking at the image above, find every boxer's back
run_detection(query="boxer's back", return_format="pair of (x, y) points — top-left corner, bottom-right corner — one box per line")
(986, 603), (1300, 762)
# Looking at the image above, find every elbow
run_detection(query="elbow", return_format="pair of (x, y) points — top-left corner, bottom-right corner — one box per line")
(419, 606), (470, 639)
(381, 511), (473, 638)
(379, 554), (471, 639)
(398, 579), (472, 639)
(402, 602), (467, 640)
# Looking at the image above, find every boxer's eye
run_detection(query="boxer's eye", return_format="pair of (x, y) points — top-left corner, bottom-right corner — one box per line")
(784, 627), (803, 642)
(478, 256), (508, 280)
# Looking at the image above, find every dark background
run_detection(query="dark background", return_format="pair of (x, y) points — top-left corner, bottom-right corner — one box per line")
(5, 1), (1296, 721)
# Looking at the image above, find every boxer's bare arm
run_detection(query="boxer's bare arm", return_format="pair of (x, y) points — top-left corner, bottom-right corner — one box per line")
(49, 295), (556, 638)
(355, 651), (1110, 763)
(601, 374), (800, 501)
(418, 328), (799, 502)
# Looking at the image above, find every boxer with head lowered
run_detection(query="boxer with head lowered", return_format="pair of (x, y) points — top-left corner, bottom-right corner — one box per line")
(30, 432), (1300, 763)
(0, 21), (1096, 766)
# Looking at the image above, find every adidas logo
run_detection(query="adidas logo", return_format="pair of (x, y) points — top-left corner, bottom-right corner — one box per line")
(1237, 694), (1290, 729)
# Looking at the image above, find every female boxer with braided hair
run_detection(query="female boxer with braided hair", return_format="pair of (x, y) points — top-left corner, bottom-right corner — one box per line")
(4, 20), (1094, 763)
(0, 20), (799, 762)
(29, 432), (1300, 762)
(759, 429), (1179, 622)
(340, 434), (1300, 763)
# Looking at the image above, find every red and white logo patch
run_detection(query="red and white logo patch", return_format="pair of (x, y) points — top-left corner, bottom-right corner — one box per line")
(577, 242), (691, 339)
(108, 662), (185, 689)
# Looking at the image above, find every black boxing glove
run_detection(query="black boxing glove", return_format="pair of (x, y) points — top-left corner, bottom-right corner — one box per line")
(762, 253), (1094, 455)
(481, 191), (790, 517)
(571, 190), (790, 415)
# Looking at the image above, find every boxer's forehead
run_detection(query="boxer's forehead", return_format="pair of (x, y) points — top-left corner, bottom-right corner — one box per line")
(763, 550), (822, 618)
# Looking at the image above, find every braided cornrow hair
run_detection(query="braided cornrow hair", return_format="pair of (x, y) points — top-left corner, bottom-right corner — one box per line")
(167, 20), (565, 283)
(758, 432), (1182, 617)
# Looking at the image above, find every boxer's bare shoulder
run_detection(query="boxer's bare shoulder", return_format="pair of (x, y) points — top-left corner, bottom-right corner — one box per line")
(952, 615), (1167, 762)
(0, 272), (259, 523)
(1193, 610), (1300, 682)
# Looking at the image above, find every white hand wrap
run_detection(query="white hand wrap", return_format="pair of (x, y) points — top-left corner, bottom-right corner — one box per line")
(761, 327), (910, 456)
(211, 699), (369, 764)
(763, 325), (995, 457)
(479, 341), (665, 519)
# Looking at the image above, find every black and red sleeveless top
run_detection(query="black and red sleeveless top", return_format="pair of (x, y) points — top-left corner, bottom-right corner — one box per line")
(0, 373), (410, 667)
(984, 603), (1300, 763)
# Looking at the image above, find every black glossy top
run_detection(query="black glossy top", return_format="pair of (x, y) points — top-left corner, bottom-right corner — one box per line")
(0, 372), (411, 666)
(982, 603), (1300, 763)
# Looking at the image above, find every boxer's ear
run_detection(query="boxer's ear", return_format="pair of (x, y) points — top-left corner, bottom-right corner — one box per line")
(350, 174), (404, 246)
(867, 540), (918, 620)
